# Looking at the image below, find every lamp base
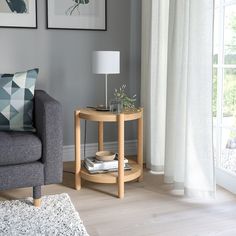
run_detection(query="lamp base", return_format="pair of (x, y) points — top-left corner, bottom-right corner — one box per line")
(95, 105), (110, 112)
(87, 105), (110, 112)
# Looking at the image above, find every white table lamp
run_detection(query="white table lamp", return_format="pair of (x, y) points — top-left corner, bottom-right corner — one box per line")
(92, 51), (120, 109)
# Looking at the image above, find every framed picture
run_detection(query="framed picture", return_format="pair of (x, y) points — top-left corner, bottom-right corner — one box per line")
(0, 0), (37, 28)
(47, 0), (107, 31)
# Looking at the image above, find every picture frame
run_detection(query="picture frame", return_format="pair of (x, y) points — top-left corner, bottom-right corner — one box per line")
(46, 0), (107, 31)
(0, 0), (37, 29)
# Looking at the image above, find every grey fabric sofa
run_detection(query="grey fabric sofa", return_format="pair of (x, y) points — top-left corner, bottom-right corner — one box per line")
(0, 90), (63, 207)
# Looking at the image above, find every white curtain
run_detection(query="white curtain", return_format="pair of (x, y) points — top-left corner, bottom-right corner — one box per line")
(141, 0), (215, 197)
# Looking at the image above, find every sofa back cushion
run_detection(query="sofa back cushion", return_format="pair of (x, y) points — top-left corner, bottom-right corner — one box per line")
(0, 69), (38, 131)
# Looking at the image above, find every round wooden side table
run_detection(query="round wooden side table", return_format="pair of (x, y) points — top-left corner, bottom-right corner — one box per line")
(74, 108), (143, 198)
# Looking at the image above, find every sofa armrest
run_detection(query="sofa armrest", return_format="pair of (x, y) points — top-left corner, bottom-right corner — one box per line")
(34, 90), (63, 184)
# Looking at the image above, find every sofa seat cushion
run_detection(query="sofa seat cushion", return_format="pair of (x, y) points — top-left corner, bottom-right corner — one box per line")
(0, 131), (42, 166)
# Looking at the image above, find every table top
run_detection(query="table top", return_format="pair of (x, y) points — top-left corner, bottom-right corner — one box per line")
(75, 107), (143, 122)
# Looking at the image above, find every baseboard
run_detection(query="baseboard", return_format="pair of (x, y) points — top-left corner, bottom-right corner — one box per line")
(63, 140), (137, 162)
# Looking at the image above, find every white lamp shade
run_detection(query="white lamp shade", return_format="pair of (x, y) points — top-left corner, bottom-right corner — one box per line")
(92, 51), (120, 74)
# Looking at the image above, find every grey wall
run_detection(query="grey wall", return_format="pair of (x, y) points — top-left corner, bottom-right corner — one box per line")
(0, 0), (141, 146)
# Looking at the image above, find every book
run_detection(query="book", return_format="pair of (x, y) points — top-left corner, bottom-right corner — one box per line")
(84, 162), (132, 174)
(84, 160), (127, 171)
(85, 155), (128, 170)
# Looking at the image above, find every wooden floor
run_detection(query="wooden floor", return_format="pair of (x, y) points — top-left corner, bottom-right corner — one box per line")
(1, 163), (236, 236)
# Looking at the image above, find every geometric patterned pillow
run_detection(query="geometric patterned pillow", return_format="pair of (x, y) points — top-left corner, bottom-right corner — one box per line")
(0, 68), (38, 131)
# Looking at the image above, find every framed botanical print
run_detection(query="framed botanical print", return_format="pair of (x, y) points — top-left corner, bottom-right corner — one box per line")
(0, 0), (37, 28)
(47, 0), (107, 31)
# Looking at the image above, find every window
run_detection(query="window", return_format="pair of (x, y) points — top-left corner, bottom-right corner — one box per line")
(213, 0), (236, 175)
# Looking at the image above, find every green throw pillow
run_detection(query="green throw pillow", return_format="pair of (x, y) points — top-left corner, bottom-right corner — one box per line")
(0, 68), (39, 131)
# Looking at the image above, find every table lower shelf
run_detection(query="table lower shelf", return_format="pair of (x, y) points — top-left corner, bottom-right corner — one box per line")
(80, 159), (142, 184)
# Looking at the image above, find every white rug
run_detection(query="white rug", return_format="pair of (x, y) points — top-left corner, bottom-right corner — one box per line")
(0, 193), (89, 236)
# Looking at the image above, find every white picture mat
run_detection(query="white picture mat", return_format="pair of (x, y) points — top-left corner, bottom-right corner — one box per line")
(47, 0), (106, 30)
(0, 1), (36, 28)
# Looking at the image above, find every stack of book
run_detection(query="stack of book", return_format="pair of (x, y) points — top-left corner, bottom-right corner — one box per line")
(84, 155), (131, 174)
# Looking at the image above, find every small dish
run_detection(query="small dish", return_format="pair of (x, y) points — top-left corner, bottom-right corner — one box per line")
(95, 151), (116, 161)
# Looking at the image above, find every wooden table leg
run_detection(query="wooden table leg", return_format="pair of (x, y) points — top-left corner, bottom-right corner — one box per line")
(137, 108), (144, 182)
(118, 114), (125, 198)
(98, 121), (104, 151)
(75, 110), (81, 190)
